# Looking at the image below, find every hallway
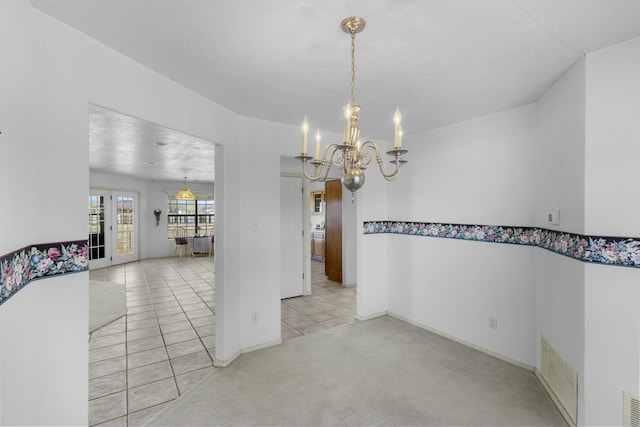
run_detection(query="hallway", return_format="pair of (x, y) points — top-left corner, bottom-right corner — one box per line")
(88, 258), (356, 426)
(281, 260), (356, 339)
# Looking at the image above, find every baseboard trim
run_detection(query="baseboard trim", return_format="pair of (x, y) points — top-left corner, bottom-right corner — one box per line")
(381, 312), (571, 423)
(213, 350), (240, 368)
(213, 338), (283, 368)
(534, 368), (577, 427)
(386, 311), (534, 371)
(355, 311), (388, 321)
(243, 338), (283, 354)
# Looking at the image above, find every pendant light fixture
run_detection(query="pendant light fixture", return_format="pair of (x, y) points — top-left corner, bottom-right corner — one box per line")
(295, 16), (408, 197)
(176, 177), (196, 200)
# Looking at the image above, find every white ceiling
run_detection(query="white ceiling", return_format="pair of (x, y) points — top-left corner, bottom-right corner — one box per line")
(30, 0), (640, 182)
(89, 105), (215, 182)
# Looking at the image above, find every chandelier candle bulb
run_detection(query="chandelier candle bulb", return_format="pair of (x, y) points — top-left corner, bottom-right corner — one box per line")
(344, 103), (352, 142)
(314, 129), (321, 160)
(394, 107), (402, 149)
(301, 116), (309, 154)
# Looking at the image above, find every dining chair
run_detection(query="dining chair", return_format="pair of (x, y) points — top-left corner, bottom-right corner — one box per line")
(173, 227), (193, 258)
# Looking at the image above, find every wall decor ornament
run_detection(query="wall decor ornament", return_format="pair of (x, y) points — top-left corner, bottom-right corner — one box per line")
(0, 240), (89, 305)
(364, 221), (640, 269)
(154, 208), (162, 226)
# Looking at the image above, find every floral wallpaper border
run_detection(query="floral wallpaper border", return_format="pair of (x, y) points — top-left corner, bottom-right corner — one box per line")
(0, 240), (89, 306)
(364, 221), (640, 269)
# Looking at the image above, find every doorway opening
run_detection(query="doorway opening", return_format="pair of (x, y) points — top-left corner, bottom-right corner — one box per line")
(279, 169), (358, 340)
(88, 104), (217, 425)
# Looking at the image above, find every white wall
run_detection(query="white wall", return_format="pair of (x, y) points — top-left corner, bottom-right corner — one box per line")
(0, 2), (240, 424)
(584, 265), (640, 426)
(0, 0), (31, 418)
(583, 37), (640, 426)
(1, 2), (88, 424)
(231, 116), (283, 351)
(381, 105), (538, 365)
(534, 57), (587, 423)
(357, 160), (390, 318)
(585, 37), (640, 237)
(388, 105), (536, 225)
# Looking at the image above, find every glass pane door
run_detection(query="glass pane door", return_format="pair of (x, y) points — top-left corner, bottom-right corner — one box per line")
(116, 195), (134, 255)
(88, 190), (138, 268)
(88, 190), (111, 270)
(112, 192), (138, 265)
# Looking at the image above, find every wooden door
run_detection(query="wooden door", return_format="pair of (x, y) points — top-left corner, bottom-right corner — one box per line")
(325, 179), (342, 283)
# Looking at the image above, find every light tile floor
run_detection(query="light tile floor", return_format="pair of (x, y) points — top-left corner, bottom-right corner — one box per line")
(89, 257), (216, 427)
(89, 258), (355, 426)
(281, 260), (356, 339)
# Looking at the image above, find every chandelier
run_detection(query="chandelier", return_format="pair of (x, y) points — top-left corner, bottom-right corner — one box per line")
(295, 16), (408, 196)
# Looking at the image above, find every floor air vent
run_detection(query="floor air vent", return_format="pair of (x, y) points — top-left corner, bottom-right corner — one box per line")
(624, 391), (640, 427)
(540, 336), (578, 425)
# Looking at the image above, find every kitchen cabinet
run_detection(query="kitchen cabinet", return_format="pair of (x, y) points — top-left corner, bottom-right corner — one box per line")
(311, 230), (325, 260)
(310, 191), (325, 214)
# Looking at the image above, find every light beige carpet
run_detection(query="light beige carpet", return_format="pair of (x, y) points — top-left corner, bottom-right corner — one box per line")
(147, 316), (567, 426)
(89, 280), (126, 333)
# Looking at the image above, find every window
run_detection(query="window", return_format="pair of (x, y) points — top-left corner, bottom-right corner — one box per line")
(167, 198), (215, 238)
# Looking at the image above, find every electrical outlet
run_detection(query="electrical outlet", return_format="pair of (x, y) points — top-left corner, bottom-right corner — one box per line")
(489, 317), (498, 329)
(251, 312), (258, 324)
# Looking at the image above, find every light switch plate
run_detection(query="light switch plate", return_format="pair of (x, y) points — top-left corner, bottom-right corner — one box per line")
(547, 210), (560, 225)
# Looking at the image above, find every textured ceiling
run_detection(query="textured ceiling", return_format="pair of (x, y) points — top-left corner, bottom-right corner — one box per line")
(30, 0), (640, 182)
(89, 105), (215, 183)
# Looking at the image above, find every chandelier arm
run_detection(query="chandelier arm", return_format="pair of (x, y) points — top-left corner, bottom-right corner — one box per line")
(301, 159), (325, 182)
(315, 146), (339, 182)
(301, 143), (344, 182)
(361, 140), (402, 181)
(358, 150), (372, 167)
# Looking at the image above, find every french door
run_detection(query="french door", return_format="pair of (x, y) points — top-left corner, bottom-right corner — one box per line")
(88, 190), (139, 269)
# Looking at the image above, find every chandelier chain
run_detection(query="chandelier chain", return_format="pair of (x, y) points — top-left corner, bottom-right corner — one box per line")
(350, 30), (356, 106)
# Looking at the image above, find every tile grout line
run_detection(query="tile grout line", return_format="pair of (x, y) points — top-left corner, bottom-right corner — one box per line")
(124, 263), (130, 427)
(143, 263), (183, 400)
(171, 260), (217, 366)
